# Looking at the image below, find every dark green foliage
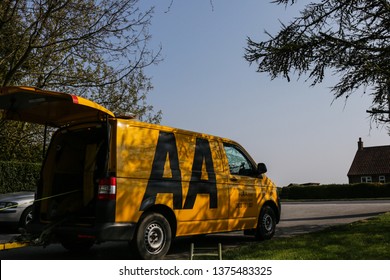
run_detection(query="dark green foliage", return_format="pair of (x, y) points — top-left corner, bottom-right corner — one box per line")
(280, 183), (390, 200)
(0, 121), (45, 162)
(0, 161), (40, 193)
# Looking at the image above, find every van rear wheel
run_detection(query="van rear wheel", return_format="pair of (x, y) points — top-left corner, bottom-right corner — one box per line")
(134, 212), (171, 260)
(255, 205), (276, 241)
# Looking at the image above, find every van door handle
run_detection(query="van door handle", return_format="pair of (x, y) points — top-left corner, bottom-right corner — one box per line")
(229, 176), (239, 182)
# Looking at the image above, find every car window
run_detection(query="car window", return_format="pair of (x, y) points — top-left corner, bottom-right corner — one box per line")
(223, 144), (255, 176)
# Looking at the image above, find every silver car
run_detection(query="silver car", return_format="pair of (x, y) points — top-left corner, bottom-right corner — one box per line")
(0, 192), (34, 229)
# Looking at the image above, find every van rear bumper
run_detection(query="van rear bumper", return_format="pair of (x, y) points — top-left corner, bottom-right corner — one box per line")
(29, 221), (137, 242)
(57, 222), (137, 242)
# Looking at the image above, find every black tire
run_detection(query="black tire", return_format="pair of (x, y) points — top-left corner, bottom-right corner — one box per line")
(134, 212), (172, 260)
(255, 205), (276, 241)
(19, 206), (33, 228)
(61, 238), (95, 252)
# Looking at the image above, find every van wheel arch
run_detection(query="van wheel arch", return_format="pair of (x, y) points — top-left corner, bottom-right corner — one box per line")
(265, 201), (280, 223)
(255, 204), (277, 241)
(140, 204), (177, 238)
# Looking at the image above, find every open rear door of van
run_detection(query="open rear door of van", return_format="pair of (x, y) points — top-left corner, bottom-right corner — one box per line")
(0, 86), (114, 127)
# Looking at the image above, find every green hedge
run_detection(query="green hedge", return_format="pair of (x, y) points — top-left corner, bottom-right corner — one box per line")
(280, 183), (390, 200)
(0, 161), (41, 193)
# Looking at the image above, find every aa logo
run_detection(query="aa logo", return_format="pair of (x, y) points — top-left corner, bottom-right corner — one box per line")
(140, 132), (217, 210)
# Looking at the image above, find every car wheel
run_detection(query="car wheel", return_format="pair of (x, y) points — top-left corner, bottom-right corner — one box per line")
(134, 212), (171, 260)
(255, 205), (276, 241)
(19, 206), (33, 228)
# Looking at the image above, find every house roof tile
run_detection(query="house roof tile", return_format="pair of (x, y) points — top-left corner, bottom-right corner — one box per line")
(348, 145), (390, 176)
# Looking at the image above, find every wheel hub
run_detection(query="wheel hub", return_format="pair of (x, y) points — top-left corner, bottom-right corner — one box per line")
(145, 223), (165, 254)
(263, 214), (273, 232)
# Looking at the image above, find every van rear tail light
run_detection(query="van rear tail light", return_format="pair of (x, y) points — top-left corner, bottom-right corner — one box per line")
(98, 177), (117, 200)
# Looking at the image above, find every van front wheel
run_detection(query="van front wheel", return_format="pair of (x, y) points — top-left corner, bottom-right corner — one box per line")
(134, 212), (172, 260)
(255, 205), (276, 241)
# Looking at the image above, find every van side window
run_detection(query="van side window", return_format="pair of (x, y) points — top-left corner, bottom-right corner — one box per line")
(223, 144), (255, 176)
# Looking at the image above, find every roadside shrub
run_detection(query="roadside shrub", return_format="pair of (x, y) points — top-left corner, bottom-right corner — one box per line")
(0, 161), (40, 193)
(280, 183), (390, 200)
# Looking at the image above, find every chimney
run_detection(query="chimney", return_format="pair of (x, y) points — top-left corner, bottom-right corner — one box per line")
(358, 137), (363, 151)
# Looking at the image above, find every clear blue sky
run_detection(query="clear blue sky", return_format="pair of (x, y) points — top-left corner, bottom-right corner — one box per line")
(141, 0), (389, 187)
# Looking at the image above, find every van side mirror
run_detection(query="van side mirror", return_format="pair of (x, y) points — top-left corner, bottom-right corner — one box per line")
(257, 163), (267, 174)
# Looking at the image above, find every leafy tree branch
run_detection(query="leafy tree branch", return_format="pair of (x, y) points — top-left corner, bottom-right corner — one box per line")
(245, 0), (390, 130)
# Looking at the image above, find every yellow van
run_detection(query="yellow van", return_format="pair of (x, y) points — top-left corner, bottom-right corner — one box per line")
(0, 86), (280, 259)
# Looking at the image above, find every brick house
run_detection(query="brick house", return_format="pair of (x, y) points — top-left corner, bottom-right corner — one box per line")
(347, 138), (390, 184)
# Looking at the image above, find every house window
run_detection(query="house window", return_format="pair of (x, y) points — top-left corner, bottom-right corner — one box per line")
(361, 176), (372, 183)
(379, 176), (386, 183)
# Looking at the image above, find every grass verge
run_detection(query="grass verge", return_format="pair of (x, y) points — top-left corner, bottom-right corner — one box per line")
(223, 212), (390, 260)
